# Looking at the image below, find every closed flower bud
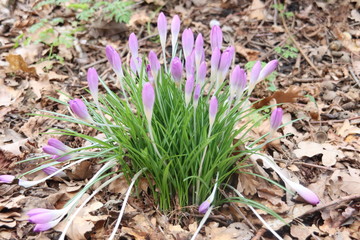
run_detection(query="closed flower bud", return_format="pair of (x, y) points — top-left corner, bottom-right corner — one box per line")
(171, 15), (181, 52)
(195, 33), (204, 69)
(198, 199), (211, 214)
(193, 84), (201, 109)
(185, 75), (194, 106)
(142, 83), (155, 122)
(48, 138), (71, 152)
(148, 51), (161, 81)
(0, 175), (15, 183)
(87, 68), (99, 102)
(128, 33), (139, 58)
(250, 61), (262, 85)
(182, 28), (194, 58)
(197, 61), (207, 86)
(210, 47), (221, 83)
(105, 45), (123, 77)
(42, 166), (66, 177)
(270, 108), (283, 130)
(157, 12), (167, 50)
(210, 25), (223, 51)
(258, 59), (278, 83)
(69, 99), (93, 122)
(43, 146), (64, 156)
(27, 208), (64, 224)
(209, 96), (218, 127)
(146, 64), (154, 84)
(185, 51), (195, 79)
(288, 181), (320, 205)
(170, 57), (183, 84)
(33, 218), (62, 232)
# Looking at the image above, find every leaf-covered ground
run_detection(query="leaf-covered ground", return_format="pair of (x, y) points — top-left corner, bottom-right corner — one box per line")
(0, 0), (359, 239)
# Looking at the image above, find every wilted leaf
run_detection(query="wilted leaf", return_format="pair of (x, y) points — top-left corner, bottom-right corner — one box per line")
(5, 55), (37, 75)
(253, 86), (302, 109)
(249, 0), (266, 20)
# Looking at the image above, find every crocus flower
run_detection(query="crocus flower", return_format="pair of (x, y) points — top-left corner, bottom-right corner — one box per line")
(194, 33), (204, 69)
(185, 75), (194, 106)
(216, 47), (234, 90)
(171, 15), (181, 55)
(210, 25), (222, 51)
(128, 33), (139, 58)
(258, 59), (278, 83)
(197, 61), (207, 86)
(270, 108), (283, 130)
(142, 83), (155, 122)
(157, 12), (167, 50)
(33, 218), (62, 232)
(105, 45), (123, 78)
(130, 56), (142, 75)
(209, 96), (218, 128)
(185, 51), (195, 79)
(210, 47), (221, 85)
(0, 175), (15, 183)
(250, 61), (262, 85)
(69, 99), (93, 122)
(288, 181), (320, 205)
(199, 199), (211, 214)
(146, 64), (154, 84)
(193, 84), (201, 109)
(28, 208), (65, 224)
(87, 68), (99, 102)
(230, 66), (241, 100)
(182, 28), (194, 58)
(42, 146), (64, 156)
(42, 166), (66, 177)
(148, 51), (161, 81)
(47, 138), (71, 152)
(170, 57), (183, 84)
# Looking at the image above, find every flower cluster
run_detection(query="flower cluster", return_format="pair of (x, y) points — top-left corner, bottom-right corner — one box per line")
(0, 12), (319, 238)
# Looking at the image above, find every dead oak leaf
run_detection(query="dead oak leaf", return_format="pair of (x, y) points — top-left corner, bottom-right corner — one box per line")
(5, 54), (37, 76)
(253, 86), (302, 109)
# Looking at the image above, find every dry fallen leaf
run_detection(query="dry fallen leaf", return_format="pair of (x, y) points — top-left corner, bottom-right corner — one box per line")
(5, 54), (37, 75)
(205, 222), (254, 240)
(235, 45), (261, 61)
(253, 86), (302, 109)
(249, 0), (266, 20)
(293, 141), (345, 166)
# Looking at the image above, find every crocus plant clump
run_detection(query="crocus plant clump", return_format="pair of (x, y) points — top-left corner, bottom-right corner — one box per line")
(0, 13), (319, 239)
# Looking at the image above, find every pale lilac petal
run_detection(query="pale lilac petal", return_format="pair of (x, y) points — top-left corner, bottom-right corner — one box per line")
(199, 200), (211, 214)
(0, 175), (15, 183)
(182, 28), (194, 58)
(171, 15), (181, 50)
(170, 57), (183, 83)
(68, 99), (92, 122)
(128, 33), (139, 58)
(209, 96), (218, 120)
(290, 182), (320, 205)
(157, 12), (167, 48)
(87, 68), (99, 101)
(250, 61), (262, 84)
(47, 138), (71, 152)
(42, 146), (64, 156)
(210, 25), (223, 50)
(270, 108), (283, 130)
(258, 60), (278, 83)
(142, 83), (155, 121)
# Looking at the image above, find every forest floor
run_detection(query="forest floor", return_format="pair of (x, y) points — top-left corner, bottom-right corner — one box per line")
(0, 0), (360, 239)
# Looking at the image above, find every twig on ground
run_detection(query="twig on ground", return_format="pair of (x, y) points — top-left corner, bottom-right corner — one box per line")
(280, 9), (322, 77)
(274, 158), (341, 171)
(310, 115), (360, 124)
(251, 228), (267, 240)
(349, 67), (360, 87)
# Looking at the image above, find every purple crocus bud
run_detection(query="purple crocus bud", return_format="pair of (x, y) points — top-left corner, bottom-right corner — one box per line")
(185, 75), (194, 106)
(258, 59), (278, 83)
(270, 108), (283, 130)
(193, 84), (201, 109)
(230, 66), (241, 99)
(33, 218), (61, 232)
(210, 25), (223, 51)
(148, 51), (161, 81)
(0, 175), (15, 183)
(182, 28), (194, 58)
(69, 99), (93, 122)
(157, 12), (167, 51)
(128, 33), (139, 58)
(146, 64), (154, 84)
(197, 61), (207, 86)
(28, 208), (64, 224)
(185, 51), (195, 79)
(42, 146), (64, 156)
(87, 68), (99, 102)
(47, 138), (71, 152)
(105, 46), (123, 77)
(198, 199), (211, 214)
(218, 47), (233, 74)
(209, 96), (218, 127)
(142, 83), (155, 122)
(42, 166), (66, 177)
(171, 15), (181, 52)
(210, 47), (221, 83)
(53, 155), (72, 162)
(289, 182), (320, 205)
(130, 56), (137, 74)
(195, 33), (204, 69)
(250, 61), (262, 85)
(170, 57), (183, 84)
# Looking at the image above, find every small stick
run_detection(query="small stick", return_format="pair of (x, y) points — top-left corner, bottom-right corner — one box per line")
(280, 10), (322, 77)
(310, 115), (360, 124)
